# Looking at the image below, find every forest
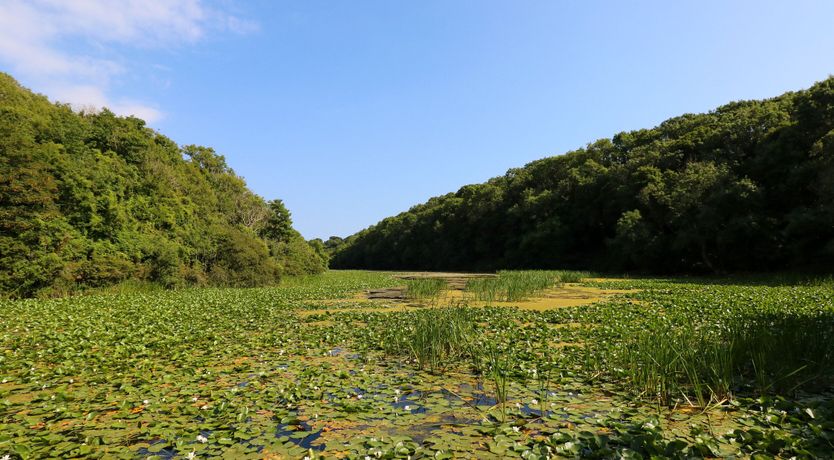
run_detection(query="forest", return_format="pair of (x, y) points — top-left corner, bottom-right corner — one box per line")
(0, 73), (326, 298)
(331, 77), (834, 274)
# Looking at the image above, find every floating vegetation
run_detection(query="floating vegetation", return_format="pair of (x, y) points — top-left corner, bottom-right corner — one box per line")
(0, 271), (832, 458)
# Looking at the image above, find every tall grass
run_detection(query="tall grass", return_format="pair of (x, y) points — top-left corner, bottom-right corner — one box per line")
(381, 307), (477, 373)
(484, 344), (510, 422)
(404, 278), (447, 302)
(618, 311), (834, 406)
(465, 270), (590, 303)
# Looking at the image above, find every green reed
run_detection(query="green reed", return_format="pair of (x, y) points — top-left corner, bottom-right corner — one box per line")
(380, 307), (477, 373)
(465, 270), (590, 303)
(617, 310), (834, 407)
(404, 278), (448, 302)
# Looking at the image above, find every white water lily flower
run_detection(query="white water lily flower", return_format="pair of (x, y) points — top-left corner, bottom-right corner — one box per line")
(200, 404), (209, 410)
(187, 452), (197, 460)
(2, 454), (10, 460)
(143, 400), (149, 405)
(356, 394), (363, 399)
(394, 389), (401, 395)
(515, 402), (522, 409)
(191, 396), (199, 402)
(404, 405), (410, 411)
(512, 426), (520, 433)
(196, 434), (208, 443)
(531, 399), (539, 405)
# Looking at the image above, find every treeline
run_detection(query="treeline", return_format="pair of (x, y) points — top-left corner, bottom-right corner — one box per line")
(0, 73), (325, 298)
(332, 78), (834, 273)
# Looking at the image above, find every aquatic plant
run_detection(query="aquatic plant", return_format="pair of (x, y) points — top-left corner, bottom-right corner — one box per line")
(380, 306), (478, 373)
(404, 277), (448, 303)
(465, 270), (590, 303)
(605, 283), (834, 406)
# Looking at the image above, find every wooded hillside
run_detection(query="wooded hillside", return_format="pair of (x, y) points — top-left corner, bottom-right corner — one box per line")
(0, 73), (325, 297)
(332, 78), (834, 273)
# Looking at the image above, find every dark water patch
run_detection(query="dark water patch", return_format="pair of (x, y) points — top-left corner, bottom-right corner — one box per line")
(520, 404), (548, 418)
(391, 402), (426, 414)
(275, 421), (324, 451)
(136, 439), (177, 459)
(470, 393), (497, 406)
(439, 388), (460, 403)
(329, 347), (344, 356)
(390, 389), (427, 414)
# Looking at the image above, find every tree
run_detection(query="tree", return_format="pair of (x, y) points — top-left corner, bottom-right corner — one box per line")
(260, 199), (294, 243)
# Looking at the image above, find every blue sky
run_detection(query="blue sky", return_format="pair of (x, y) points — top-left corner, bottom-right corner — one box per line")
(2, 1), (834, 239)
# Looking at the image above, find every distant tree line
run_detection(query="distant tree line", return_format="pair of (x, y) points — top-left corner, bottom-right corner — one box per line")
(0, 73), (325, 298)
(331, 78), (834, 273)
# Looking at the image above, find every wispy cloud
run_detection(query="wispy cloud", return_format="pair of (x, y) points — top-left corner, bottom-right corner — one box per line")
(0, 0), (256, 123)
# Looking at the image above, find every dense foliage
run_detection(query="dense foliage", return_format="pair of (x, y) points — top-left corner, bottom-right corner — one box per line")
(0, 73), (325, 297)
(1, 271), (831, 458)
(332, 78), (834, 273)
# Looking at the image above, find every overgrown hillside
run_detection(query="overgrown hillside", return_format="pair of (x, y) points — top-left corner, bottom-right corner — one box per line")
(332, 78), (834, 273)
(0, 73), (325, 298)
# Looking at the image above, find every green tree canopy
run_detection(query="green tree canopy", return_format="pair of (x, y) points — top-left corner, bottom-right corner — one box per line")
(332, 78), (834, 274)
(0, 73), (325, 297)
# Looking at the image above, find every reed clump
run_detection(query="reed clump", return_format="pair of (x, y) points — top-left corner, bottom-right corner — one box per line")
(380, 306), (478, 374)
(404, 277), (448, 302)
(618, 311), (834, 407)
(465, 270), (590, 303)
